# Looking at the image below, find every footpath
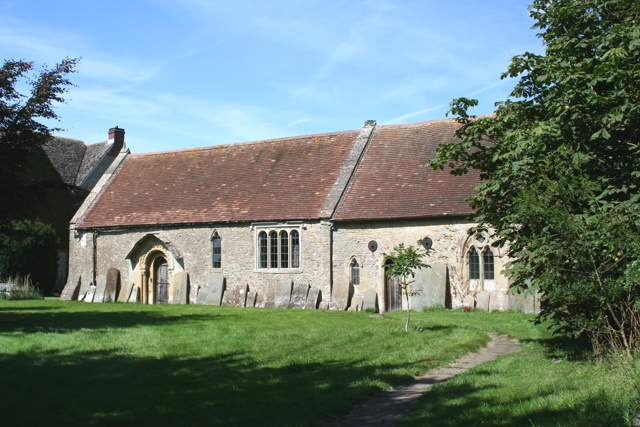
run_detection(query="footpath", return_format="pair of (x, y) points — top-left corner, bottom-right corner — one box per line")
(329, 334), (520, 427)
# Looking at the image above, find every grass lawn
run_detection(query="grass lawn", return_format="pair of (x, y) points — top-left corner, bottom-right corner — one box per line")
(0, 300), (638, 426)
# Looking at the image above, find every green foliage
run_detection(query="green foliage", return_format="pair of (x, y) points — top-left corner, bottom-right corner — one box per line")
(383, 243), (431, 332)
(428, 0), (640, 356)
(0, 219), (58, 295)
(0, 275), (43, 300)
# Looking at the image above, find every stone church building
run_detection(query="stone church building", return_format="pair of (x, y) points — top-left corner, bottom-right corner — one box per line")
(62, 119), (533, 312)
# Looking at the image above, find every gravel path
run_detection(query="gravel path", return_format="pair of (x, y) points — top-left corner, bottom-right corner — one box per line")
(328, 333), (520, 427)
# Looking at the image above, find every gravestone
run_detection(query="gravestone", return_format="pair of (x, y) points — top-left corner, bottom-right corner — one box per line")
(508, 291), (536, 313)
(105, 268), (120, 302)
(60, 276), (81, 301)
(290, 283), (309, 309)
(305, 287), (320, 310)
(128, 285), (140, 303)
(362, 290), (378, 313)
(534, 292), (541, 314)
(463, 294), (475, 309)
(330, 275), (351, 310)
(245, 290), (257, 308)
(349, 295), (364, 311)
(77, 276), (90, 301)
(172, 272), (189, 304)
(275, 279), (293, 308)
(476, 291), (490, 311)
(259, 279), (277, 308)
(318, 300), (329, 310)
(84, 285), (96, 303)
(223, 283), (247, 307)
(410, 263), (447, 311)
(117, 280), (134, 303)
(93, 276), (107, 303)
(198, 273), (225, 305)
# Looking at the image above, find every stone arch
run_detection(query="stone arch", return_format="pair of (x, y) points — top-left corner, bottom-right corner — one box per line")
(462, 231), (497, 293)
(346, 255), (363, 285)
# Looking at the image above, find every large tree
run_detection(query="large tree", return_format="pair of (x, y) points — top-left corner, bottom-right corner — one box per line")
(428, 0), (640, 357)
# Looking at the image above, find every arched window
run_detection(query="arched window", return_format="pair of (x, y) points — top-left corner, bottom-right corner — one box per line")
(212, 232), (222, 268)
(484, 249), (494, 280)
(291, 230), (300, 268)
(469, 248), (480, 280)
(280, 231), (289, 268)
(259, 231), (268, 269)
(351, 259), (360, 286)
(269, 231), (278, 269)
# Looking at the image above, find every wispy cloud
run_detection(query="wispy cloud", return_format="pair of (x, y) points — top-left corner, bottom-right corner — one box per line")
(384, 104), (448, 124)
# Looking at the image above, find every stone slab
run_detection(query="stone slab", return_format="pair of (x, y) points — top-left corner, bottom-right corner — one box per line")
(84, 285), (96, 303)
(117, 280), (134, 303)
(197, 273), (225, 305)
(105, 268), (120, 302)
(350, 295), (364, 311)
(128, 285), (140, 303)
(362, 290), (379, 313)
(508, 291), (535, 313)
(259, 279), (277, 308)
(222, 282), (247, 307)
(275, 279), (293, 308)
(93, 276), (107, 303)
(77, 276), (91, 301)
(330, 274), (351, 310)
(463, 295), (475, 309)
(60, 276), (81, 301)
(172, 271), (189, 304)
(305, 287), (320, 310)
(410, 263), (447, 311)
(290, 283), (309, 309)
(246, 290), (257, 308)
(476, 291), (490, 311)
(318, 300), (329, 310)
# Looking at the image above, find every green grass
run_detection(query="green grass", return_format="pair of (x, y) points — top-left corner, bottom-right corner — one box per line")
(0, 301), (637, 426)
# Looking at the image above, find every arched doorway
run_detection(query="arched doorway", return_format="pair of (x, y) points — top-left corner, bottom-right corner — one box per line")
(153, 257), (169, 304)
(384, 260), (402, 312)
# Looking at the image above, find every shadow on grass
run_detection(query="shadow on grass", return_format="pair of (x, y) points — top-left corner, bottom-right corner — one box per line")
(0, 347), (407, 427)
(520, 334), (593, 361)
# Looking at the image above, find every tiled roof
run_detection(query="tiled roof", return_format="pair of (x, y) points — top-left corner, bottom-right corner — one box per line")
(76, 141), (112, 186)
(333, 120), (479, 221)
(43, 137), (86, 186)
(77, 130), (359, 228)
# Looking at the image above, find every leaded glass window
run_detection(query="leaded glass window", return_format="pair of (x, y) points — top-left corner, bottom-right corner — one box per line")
(270, 231), (278, 268)
(469, 248), (480, 280)
(259, 231), (268, 269)
(280, 231), (289, 268)
(351, 259), (360, 286)
(291, 230), (300, 268)
(212, 233), (222, 268)
(484, 249), (495, 280)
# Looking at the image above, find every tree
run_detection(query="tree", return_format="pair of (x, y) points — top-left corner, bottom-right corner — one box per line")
(428, 0), (640, 356)
(383, 243), (431, 332)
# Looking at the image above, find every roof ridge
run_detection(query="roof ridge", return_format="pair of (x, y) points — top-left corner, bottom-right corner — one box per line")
(377, 117), (459, 129)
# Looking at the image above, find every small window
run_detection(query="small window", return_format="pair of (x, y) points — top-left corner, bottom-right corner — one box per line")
(270, 231), (278, 269)
(351, 259), (360, 286)
(280, 231), (289, 268)
(291, 230), (300, 268)
(469, 248), (480, 280)
(259, 231), (268, 269)
(484, 249), (495, 280)
(212, 233), (222, 268)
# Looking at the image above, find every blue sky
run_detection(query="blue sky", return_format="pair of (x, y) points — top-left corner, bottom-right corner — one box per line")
(0, 0), (542, 153)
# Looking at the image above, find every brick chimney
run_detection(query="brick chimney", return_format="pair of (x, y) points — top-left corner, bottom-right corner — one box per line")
(107, 126), (125, 156)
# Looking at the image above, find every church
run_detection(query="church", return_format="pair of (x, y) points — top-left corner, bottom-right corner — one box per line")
(62, 119), (534, 312)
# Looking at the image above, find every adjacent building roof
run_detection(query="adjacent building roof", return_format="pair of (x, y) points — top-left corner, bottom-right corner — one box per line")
(333, 120), (478, 221)
(42, 137), (86, 186)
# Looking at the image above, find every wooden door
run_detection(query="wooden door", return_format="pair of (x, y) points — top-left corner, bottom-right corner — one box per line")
(385, 264), (402, 312)
(155, 258), (169, 304)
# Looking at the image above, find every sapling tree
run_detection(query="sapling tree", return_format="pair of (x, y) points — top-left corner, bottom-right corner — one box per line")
(383, 243), (431, 332)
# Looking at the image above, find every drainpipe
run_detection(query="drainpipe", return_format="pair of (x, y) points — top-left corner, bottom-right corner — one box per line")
(92, 230), (98, 286)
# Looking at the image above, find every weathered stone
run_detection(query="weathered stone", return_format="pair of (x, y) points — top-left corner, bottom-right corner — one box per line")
(128, 285), (140, 303)
(222, 282), (247, 307)
(105, 268), (120, 302)
(362, 290), (378, 313)
(350, 295), (364, 311)
(347, 304), (358, 311)
(117, 280), (134, 303)
(275, 279), (293, 308)
(198, 273), (225, 305)
(60, 276), (81, 300)
(172, 271), (189, 304)
(93, 276), (107, 303)
(330, 275), (351, 310)
(410, 263), (447, 311)
(508, 291), (536, 314)
(259, 279), (277, 308)
(318, 300), (329, 310)
(304, 287), (320, 310)
(463, 294), (475, 309)
(534, 292), (541, 314)
(77, 277), (90, 301)
(476, 291), (490, 311)
(290, 283), (309, 309)
(84, 285), (96, 303)
(245, 290), (257, 308)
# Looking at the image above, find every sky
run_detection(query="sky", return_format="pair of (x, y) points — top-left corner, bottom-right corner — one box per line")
(0, 0), (543, 153)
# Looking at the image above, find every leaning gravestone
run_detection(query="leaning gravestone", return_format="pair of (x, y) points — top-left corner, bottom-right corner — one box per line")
(128, 285), (140, 303)
(105, 268), (120, 302)
(463, 294), (475, 309)
(411, 263), (447, 311)
(259, 279), (277, 308)
(84, 285), (96, 303)
(330, 275), (351, 310)
(117, 280), (134, 303)
(78, 276), (91, 301)
(60, 276), (81, 301)
(198, 273), (225, 305)
(476, 291), (490, 311)
(305, 287), (321, 310)
(93, 276), (107, 303)
(275, 279), (293, 308)
(245, 290), (257, 308)
(222, 282), (247, 307)
(172, 272), (189, 304)
(362, 290), (378, 313)
(290, 283), (309, 309)
(318, 300), (329, 310)
(349, 295), (364, 311)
